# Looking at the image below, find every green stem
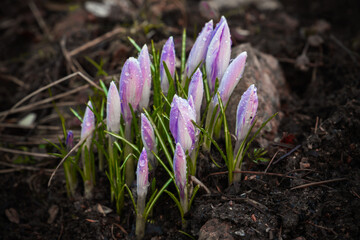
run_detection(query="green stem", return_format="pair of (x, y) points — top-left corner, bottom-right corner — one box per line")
(63, 158), (77, 198)
(213, 116), (223, 140)
(203, 103), (215, 151)
(98, 151), (104, 172)
(190, 150), (197, 176)
(180, 187), (188, 230)
(124, 123), (135, 186)
(82, 146), (94, 199)
(108, 137), (115, 201)
(136, 193), (146, 240)
(232, 141), (243, 184)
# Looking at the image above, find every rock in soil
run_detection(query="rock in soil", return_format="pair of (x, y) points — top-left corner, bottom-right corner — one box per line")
(226, 43), (289, 142)
(198, 218), (234, 240)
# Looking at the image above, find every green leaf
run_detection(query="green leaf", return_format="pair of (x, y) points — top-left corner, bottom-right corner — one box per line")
(70, 107), (83, 123)
(151, 41), (161, 108)
(191, 120), (227, 163)
(99, 79), (108, 96)
(157, 112), (175, 154)
(106, 131), (141, 155)
(189, 184), (200, 208)
(124, 184), (137, 214)
(164, 190), (184, 220)
(202, 65), (211, 103)
(127, 36), (142, 52)
(144, 178), (172, 220)
(180, 29), (186, 82)
(217, 93), (233, 168)
(152, 151), (174, 179)
(178, 230), (195, 240)
(143, 109), (173, 167)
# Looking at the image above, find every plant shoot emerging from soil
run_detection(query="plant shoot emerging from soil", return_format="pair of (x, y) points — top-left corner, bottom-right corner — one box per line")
(51, 16), (276, 239)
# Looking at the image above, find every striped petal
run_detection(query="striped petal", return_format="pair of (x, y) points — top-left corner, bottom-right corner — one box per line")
(106, 81), (121, 133)
(206, 16), (231, 93)
(138, 44), (152, 110)
(235, 84), (258, 142)
(160, 37), (176, 95)
(119, 57), (143, 123)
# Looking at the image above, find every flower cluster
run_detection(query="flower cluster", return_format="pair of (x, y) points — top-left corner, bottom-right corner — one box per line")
(57, 16), (275, 240)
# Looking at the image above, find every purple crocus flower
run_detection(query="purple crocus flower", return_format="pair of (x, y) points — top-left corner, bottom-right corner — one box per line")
(141, 113), (157, 167)
(206, 16), (231, 93)
(138, 45), (152, 110)
(188, 69), (204, 123)
(160, 37), (176, 95)
(81, 101), (95, 149)
(107, 81), (121, 133)
(185, 20), (213, 78)
(136, 148), (149, 197)
(235, 84), (258, 142)
(212, 51), (247, 107)
(169, 95), (197, 154)
(119, 57), (143, 124)
(66, 130), (74, 151)
(173, 143), (187, 201)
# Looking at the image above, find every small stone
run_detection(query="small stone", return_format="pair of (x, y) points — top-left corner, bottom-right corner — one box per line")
(199, 218), (234, 240)
(5, 208), (19, 224)
(234, 229), (245, 236)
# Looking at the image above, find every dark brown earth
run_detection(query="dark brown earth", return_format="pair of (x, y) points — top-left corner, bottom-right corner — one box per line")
(0, 0), (359, 239)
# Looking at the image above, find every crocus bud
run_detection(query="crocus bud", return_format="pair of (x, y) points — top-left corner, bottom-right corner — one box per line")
(235, 84), (258, 142)
(81, 101), (95, 149)
(119, 57), (143, 124)
(173, 143), (187, 201)
(107, 81), (121, 133)
(160, 37), (176, 95)
(188, 69), (204, 123)
(206, 16), (231, 93)
(170, 95), (197, 154)
(185, 20), (213, 78)
(141, 113), (157, 167)
(138, 45), (152, 110)
(66, 130), (74, 151)
(213, 51), (247, 107)
(137, 148), (149, 198)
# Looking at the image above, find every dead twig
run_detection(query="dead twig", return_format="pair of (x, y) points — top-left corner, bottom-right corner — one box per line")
(0, 161), (53, 173)
(0, 146), (56, 158)
(28, 1), (54, 41)
(272, 145), (301, 165)
(228, 196), (269, 214)
(306, 221), (338, 235)
(1, 74), (29, 88)
(264, 149), (280, 173)
(314, 116), (319, 134)
(0, 84), (89, 117)
(69, 27), (126, 57)
(0, 123), (61, 131)
(190, 175), (211, 194)
(350, 189), (360, 199)
(0, 71), (102, 122)
(207, 170), (298, 179)
(285, 169), (316, 175)
(330, 34), (360, 64)
(113, 223), (128, 235)
(48, 121), (103, 186)
(290, 178), (347, 190)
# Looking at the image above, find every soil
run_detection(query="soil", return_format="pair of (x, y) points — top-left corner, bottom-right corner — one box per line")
(0, 0), (359, 239)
